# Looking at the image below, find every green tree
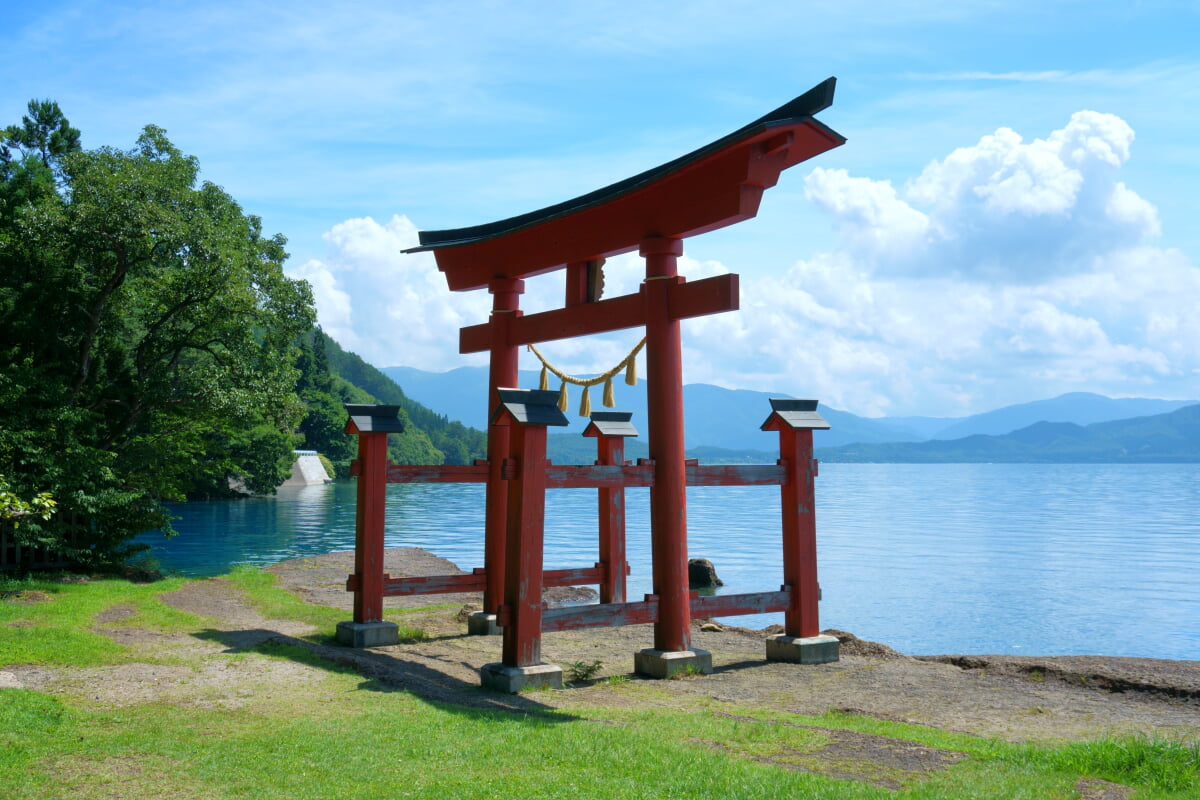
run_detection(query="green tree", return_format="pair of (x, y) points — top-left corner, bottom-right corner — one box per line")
(0, 107), (314, 565)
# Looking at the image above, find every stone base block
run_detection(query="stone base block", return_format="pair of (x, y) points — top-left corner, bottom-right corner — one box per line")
(335, 620), (400, 648)
(765, 633), (840, 664)
(634, 648), (713, 679)
(466, 612), (501, 636)
(480, 662), (563, 693)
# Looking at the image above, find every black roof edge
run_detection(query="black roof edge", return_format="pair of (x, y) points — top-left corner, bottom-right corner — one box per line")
(404, 77), (840, 254)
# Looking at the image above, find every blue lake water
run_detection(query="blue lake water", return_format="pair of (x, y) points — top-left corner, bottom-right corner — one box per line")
(136, 463), (1200, 660)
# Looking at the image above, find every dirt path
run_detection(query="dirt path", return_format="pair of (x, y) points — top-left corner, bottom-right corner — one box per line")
(6, 548), (1198, 769)
(258, 549), (1200, 744)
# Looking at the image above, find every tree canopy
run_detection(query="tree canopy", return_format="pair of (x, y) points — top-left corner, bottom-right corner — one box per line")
(0, 102), (314, 565)
(1, 100), (492, 569)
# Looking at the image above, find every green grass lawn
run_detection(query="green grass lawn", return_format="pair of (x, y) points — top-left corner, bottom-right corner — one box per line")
(2, 571), (1197, 800)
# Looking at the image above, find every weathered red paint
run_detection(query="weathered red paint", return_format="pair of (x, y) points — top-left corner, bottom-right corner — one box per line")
(351, 431), (388, 623)
(484, 279), (523, 617)
(777, 426), (821, 637)
(642, 236), (692, 653)
(544, 464), (654, 489)
(537, 596), (659, 632)
(691, 590), (791, 618)
(685, 464), (787, 487)
(386, 464), (489, 483)
(595, 436), (627, 604)
(499, 420), (549, 667)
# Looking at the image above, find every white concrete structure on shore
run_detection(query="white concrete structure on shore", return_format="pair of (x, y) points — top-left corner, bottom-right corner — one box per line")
(281, 450), (331, 487)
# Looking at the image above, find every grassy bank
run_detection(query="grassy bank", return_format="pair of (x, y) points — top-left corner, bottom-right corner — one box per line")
(2, 571), (1198, 799)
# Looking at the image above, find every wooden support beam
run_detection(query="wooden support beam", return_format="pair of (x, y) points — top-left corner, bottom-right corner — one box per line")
(685, 464), (786, 487)
(386, 464), (489, 484)
(382, 571), (486, 596)
(351, 432), (388, 624)
(544, 464), (655, 489)
(691, 590), (791, 618)
(537, 597), (660, 632)
(347, 565), (620, 595)
(459, 273), (739, 353)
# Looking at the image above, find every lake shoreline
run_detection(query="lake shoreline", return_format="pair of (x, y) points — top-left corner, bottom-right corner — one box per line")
(267, 546), (1200, 703)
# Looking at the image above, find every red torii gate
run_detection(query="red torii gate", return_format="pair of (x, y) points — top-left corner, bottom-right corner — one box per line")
(338, 78), (847, 691)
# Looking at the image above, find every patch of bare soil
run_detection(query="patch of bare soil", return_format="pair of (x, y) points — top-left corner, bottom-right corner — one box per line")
(8, 548), (1198, 789)
(2, 589), (54, 605)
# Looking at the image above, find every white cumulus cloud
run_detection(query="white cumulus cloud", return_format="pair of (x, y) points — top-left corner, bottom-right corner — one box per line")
(293, 113), (1198, 417)
(807, 111), (1161, 282)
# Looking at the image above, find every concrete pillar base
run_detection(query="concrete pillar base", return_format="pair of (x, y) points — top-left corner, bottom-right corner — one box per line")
(634, 648), (713, 679)
(335, 620), (399, 648)
(766, 633), (840, 664)
(480, 662), (563, 693)
(466, 612), (501, 636)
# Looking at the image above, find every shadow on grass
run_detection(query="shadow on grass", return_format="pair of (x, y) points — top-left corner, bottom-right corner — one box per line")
(194, 627), (577, 721)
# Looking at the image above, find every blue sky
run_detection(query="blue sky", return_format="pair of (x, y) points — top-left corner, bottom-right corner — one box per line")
(5, 1), (1199, 417)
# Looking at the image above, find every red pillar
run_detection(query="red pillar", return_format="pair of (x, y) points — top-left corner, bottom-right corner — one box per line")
(353, 431), (389, 624)
(596, 435), (627, 605)
(641, 236), (691, 652)
(779, 426), (820, 637)
(501, 423), (549, 667)
(484, 278), (524, 616)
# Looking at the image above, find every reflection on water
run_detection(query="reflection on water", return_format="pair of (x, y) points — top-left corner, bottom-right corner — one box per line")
(138, 463), (1200, 659)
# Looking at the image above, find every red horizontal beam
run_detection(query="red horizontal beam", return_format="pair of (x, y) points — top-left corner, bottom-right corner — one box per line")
(690, 590), (791, 618)
(375, 570), (488, 596)
(542, 565), (604, 588)
(380, 462), (785, 489)
(386, 464), (489, 484)
(460, 274), (739, 353)
(686, 464), (787, 487)
(545, 464), (655, 489)
(347, 564), (625, 596)
(537, 597), (659, 632)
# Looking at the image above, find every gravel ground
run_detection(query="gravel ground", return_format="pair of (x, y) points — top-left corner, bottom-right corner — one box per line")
(266, 549), (1200, 743)
(5, 547), (1197, 794)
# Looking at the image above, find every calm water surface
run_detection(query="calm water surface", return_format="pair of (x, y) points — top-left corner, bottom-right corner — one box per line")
(137, 463), (1200, 659)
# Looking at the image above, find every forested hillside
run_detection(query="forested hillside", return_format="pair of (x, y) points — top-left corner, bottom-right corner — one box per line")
(304, 330), (486, 475)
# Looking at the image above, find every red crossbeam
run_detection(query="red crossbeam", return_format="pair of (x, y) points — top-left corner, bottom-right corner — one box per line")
(346, 565), (624, 596)
(545, 464), (655, 489)
(460, 274), (738, 354)
(535, 597), (660, 632)
(382, 462), (785, 489)
(690, 590), (791, 617)
(686, 464), (786, 487)
(386, 464), (489, 484)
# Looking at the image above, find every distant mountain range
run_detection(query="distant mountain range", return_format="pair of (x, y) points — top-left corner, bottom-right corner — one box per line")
(818, 404), (1200, 463)
(382, 364), (1199, 462)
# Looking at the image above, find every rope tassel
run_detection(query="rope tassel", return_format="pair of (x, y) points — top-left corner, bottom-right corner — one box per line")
(578, 385), (591, 417)
(527, 336), (647, 417)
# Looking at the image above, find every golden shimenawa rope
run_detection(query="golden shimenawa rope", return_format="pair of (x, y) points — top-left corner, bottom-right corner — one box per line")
(527, 338), (647, 416)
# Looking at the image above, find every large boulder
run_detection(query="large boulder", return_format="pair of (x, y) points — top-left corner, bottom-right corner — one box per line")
(688, 558), (724, 589)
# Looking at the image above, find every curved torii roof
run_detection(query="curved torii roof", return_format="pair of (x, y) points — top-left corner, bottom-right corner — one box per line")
(406, 77), (845, 292)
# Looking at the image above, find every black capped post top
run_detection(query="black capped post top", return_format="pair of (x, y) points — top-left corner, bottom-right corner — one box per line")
(343, 404), (406, 434)
(583, 410), (639, 438)
(761, 398), (831, 431)
(491, 388), (571, 427)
